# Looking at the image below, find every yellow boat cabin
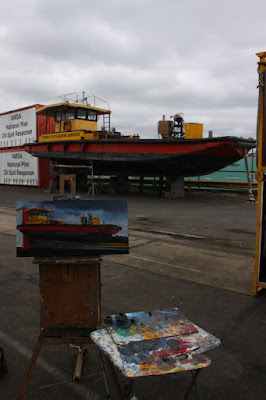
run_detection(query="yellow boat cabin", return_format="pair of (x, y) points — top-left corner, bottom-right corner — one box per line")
(37, 98), (139, 142)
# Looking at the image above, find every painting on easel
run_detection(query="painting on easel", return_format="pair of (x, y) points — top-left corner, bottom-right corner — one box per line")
(16, 199), (128, 257)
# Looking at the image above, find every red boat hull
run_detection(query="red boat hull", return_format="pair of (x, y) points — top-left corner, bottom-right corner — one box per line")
(24, 137), (256, 177)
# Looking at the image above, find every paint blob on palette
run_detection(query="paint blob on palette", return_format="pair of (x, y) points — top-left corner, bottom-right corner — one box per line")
(105, 308), (198, 345)
(188, 325), (221, 354)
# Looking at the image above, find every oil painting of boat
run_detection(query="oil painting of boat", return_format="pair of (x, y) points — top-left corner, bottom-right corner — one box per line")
(16, 199), (128, 257)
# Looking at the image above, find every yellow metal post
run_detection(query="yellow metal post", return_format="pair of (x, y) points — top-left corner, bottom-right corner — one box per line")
(254, 178), (262, 295)
(254, 52), (266, 295)
(256, 52), (266, 170)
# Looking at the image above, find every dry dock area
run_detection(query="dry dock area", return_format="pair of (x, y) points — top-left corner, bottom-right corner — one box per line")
(0, 186), (265, 400)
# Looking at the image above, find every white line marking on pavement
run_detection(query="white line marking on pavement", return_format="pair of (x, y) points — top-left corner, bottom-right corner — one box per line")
(128, 255), (203, 273)
(0, 329), (102, 399)
(39, 372), (101, 390)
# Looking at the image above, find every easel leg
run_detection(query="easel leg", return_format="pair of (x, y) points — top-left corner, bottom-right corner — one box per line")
(184, 370), (201, 400)
(73, 345), (85, 381)
(17, 335), (43, 400)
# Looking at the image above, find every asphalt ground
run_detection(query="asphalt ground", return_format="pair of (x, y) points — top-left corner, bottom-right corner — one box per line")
(0, 185), (265, 400)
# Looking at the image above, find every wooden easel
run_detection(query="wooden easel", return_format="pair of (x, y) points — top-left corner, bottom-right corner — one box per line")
(17, 256), (101, 400)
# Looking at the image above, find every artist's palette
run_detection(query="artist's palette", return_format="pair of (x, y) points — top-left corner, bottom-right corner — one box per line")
(90, 308), (220, 378)
(106, 308), (198, 345)
(91, 328), (211, 377)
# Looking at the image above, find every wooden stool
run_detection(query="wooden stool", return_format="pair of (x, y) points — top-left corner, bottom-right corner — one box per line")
(59, 174), (76, 195)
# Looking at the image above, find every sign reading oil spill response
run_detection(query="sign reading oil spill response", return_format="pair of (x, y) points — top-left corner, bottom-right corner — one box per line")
(0, 106), (36, 148)
(0, 150), (39, 186)
(16, 199), (129, 257)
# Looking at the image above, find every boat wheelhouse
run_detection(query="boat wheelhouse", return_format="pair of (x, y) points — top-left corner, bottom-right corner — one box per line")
(37, 101), (114, 142)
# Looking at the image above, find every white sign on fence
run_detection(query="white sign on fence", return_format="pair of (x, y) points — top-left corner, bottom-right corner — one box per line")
(0, 107), (37, 148)
(0, 151), (39, 186)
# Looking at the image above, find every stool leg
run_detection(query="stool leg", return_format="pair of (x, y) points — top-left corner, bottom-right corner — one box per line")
(184, 370), (201, 400)
(193, 370), (201, 399)
(105, 356), (121, 397)
(121, 379), (134, 400)
(99, 351), (111, 400)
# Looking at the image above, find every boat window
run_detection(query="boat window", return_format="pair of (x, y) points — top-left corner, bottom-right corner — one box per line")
(55, 110), (75, 121)
(77, 109), (87, 119)
(66, 110), (75, 120)
(88, 111), (97, 121)
(27, 209), (49, 216)
(56, 111), (66, 121)
(28, 210), (37, 215)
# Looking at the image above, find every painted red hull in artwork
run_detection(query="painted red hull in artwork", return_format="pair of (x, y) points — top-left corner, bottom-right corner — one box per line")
(17, 224), (121, 234)
(17, 223), (122, 242)
(24, 136), (256, 177)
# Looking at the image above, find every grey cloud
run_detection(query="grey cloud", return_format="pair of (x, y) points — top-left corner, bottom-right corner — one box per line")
(0, 0), (265, 138)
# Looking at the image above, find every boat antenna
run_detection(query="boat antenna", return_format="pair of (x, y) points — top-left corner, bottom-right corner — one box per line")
(82, 91), (88, 105)
(58, 92), (79, 103)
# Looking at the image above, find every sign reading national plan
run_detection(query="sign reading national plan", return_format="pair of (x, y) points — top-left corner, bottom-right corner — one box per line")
(0, 106), (37, 148)
(0, 151), (39, 186)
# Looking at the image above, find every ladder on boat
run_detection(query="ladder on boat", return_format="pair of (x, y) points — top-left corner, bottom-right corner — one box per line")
(103, 114), (110, 132)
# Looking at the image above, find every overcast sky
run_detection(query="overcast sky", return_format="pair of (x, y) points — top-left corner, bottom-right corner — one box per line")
(0, 0), (265, 139)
